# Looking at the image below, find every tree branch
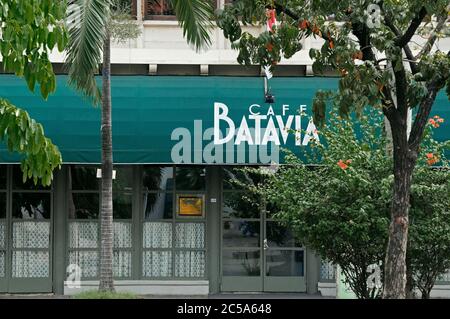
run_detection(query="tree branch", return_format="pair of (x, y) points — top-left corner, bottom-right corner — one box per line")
(415, 14), (448, 59)
(384, 17), (420, 74)
(381, 86), (400, 124)
(274, 2), (299, 20)
(396, 7), (428, 48)
(381, 100), (397, 124)
(351, 21), (377, 62)
(408, 56), (449, 151)
(403, 45), (420, 74)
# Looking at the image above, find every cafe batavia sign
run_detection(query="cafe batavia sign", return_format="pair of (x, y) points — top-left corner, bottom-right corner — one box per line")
(1, 76), (446, 165)
(170, 102), (320, 164)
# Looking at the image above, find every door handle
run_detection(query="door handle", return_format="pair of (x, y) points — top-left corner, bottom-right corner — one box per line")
(263, 239), (269, 250)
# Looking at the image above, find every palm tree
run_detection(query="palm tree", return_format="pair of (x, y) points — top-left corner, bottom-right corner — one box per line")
(65, 0), (213, 292)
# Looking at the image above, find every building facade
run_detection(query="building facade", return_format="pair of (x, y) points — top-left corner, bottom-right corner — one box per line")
(0, 163), (320, 295)
(0, 0), (449, 296)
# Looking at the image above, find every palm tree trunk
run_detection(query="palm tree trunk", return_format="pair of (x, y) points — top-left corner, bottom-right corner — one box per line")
(99, 30), (114, 292)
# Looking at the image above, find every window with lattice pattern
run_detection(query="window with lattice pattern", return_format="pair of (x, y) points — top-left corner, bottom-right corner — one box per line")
(142, 166), (207, 279)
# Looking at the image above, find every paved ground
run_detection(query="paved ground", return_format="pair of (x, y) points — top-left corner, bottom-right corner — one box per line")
(0, 293), (331, 299)
(0, 293), (69, 299)
(146, 293), (330, 299)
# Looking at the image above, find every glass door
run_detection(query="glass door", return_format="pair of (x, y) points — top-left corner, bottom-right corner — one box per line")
(220, 168), (306, 293)
(221, 191), (263, 291)
(263, 212), (306, 292)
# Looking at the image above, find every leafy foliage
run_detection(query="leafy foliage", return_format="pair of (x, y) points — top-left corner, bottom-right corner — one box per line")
(216, 0), (450, 122)
(408, 120), (450, 298)
(228, 108), (449, 298)
(217, 0), (450, 298)
(409, 166), (450, 298)
(66, 0), (213, 102)
(0, 99), (61, 185)
(259, 109), (450, 299)
(0, 0), (67, 98)
(171, 0), (214, 51)
(0, 0), (68, 185)
(109, 0), (142, 44)
(265, 110), (391, 299)
(66, 0), (111, 103)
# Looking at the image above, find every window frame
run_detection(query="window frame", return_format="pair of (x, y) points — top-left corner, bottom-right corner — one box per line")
(141, 165), (208, 280)
(143, 0), (220, 21)
(66, 165), (134, 280)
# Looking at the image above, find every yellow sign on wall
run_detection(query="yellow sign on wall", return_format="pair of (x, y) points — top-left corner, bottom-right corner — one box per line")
(178, 195), (204, 217)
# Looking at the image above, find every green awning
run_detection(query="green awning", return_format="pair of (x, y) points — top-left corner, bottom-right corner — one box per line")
(0, 75), (448, 164)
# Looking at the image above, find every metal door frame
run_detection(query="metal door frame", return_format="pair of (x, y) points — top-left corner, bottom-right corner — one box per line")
(0, 166), (9, 292)
(262, 211), (306, 292)
(219, 183), (306, 292)
(2, 165), (53, 293)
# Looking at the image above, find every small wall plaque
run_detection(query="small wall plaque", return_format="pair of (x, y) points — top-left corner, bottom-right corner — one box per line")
(177, 194), (205, 217)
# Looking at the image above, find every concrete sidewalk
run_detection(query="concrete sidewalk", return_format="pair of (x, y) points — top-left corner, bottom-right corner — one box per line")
(148, 293), (330, 299)
(0, 292), (331, 299)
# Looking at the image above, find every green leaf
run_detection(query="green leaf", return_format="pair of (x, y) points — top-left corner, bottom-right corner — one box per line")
(0, 99), (62, 186)
(48, 31), (56, 50)
(65, 0), (110, 104)
(171, 0), (214, 51)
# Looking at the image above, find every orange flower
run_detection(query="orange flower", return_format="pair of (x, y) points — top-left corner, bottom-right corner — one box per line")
(426, 153), (439, 166)
(327, 32), (334, 48)
(352, 51), (363, 60)
(337, 160), (349, 170)
(299, 20), (310, 30)
(266, 42), (274, 52)
(429, 118), (440, 128)
(433, 115), (444, 123)
(312, 24), (320, 33)
(312, 24), (322, 37)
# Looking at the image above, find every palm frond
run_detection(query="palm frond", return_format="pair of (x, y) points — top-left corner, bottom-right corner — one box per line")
(65, 0), (111, 104)
(170, 0), (214, 51)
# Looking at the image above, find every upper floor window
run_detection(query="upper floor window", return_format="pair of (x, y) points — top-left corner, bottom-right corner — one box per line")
(144, 0), (175, 19)
(144, 0), (219, 20)
(113, 0), (137, 18)
(146, 0), (174, 16)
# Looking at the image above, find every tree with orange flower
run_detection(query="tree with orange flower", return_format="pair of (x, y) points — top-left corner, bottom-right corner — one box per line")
(217, 0), (450, 299)
(262, 107), (449, 299)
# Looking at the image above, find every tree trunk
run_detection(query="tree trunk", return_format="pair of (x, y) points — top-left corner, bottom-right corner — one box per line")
(421, 288), (431, 299)
(405, 261), (416, 299)
(99, 31), (114, 292)
(383, 120), (413, 299)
